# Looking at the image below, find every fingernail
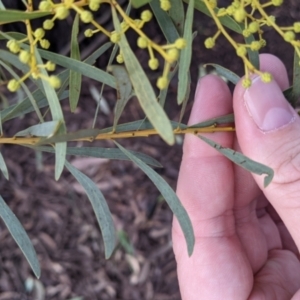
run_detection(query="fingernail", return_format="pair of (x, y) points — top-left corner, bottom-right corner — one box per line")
(244, 76), (295, 132)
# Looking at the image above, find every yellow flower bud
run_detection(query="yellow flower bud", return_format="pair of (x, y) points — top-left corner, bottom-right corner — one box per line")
(80, 10), (93, 23)
(232, 0), (240, 8)
(89, 0), (101, 11)
(284, 31), (295, 42)
(137, 37), (148, 48)
(148, 58), (159, 70)
(110, 32), (121, 43)
(55, 6), (69, 20)
(7, 40), (20, 53)
(261, 72), (272, 83)
(45, 61), (56, 71)
(234, 8), (246, 23)
(48, 76), (61, 89)
(160, 0), (171, 11)
(34, 28), (45, 39)
(19, 50), (31, 64)
(259, 39), (267, 47)
(236, 45), (247, 57)
(156, 76), (168, 89)
(89, 2), (100, 11)
(167, 49), (179, 62)
(217, 8), (226, 17)
(84, 29), (94, 37)
(43, 19), (54, 30)
(7, 79), (20, 92)
(294, 22), (300, 33)
(121, 22), (129, 31)
(141, 10), (153, 22)
(39, 1), (52, 11)
(242, 78), (252, 88)
(226, 5), (235, 16)
(204, 37), (215, 49)
(242, 29), (251, 37)
(272, 0), (283, 6)
(248, 21), (259, 33)
(207, 0), (217, 9)
(250, 41), (261, 51)
(175, 38), (186, 49)
(40, 39), (50, 49)
(116, 54), (124, 64)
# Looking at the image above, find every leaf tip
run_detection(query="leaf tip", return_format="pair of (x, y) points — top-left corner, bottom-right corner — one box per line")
(164, 132), (175, 146)
(187, 241), (195, 257)
(263, 170), (274, 188)
(34, 267), (41, 279)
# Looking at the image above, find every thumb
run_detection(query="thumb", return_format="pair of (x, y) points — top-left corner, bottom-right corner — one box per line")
(233, 66), (300, 250)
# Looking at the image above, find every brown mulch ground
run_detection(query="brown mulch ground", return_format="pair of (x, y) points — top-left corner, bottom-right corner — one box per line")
(0, 1), (298, 300)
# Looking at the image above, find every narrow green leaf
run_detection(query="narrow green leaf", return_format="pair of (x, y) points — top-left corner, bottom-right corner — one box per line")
(38, 128), (101, 144)
(292, 50), (300, 108)
(98, 119), (155, 133)
(177, 0), (194, 104)
(108, 65), (133, 130)
(130, 0), (152, 8)
(178, 72), (191, 124)
(92, 43), (120, 128)
(65, 161), (116, 259)
(112, 8), (174, 145)
(38, 49), (116, 89)
(0, 31), (26, 41)
(69, 14), (82, 112)
(85, 42), (113, 65)
(98, 119), (183, 134)
(115, 142), (195, 256)
(0, 9), (49, 23)
(189, 113), (234, 128)
(30, 146), (162, 168)
(0, 195), (40, 277)
(199, 135), (274, 187)
(169, 0), (185, 35)
(204, 64), (240, 84)
(15, 121), (61, 137)
(150, 0), (179, 43)
(0, 151), (8, 180)
(35, 49), (66, 180)
(1, 89), (69, 123)
(38, 121), (182, 144)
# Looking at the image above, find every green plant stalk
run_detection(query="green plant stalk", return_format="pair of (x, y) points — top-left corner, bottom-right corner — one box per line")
(0, 125), (235, 145)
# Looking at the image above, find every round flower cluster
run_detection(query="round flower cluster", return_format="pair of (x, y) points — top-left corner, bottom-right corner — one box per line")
(203, 0), (299, 86)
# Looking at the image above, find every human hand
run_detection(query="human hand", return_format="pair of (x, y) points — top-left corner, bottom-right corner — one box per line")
(172, 54), (300, 299)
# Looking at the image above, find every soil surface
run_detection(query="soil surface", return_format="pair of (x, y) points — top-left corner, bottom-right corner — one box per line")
(0, 1), (299, 300)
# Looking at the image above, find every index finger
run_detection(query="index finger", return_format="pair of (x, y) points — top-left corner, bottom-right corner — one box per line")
(172, 75), (253, 299)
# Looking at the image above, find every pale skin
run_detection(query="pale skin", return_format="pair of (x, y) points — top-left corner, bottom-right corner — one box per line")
(172, 54), (300, 299)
